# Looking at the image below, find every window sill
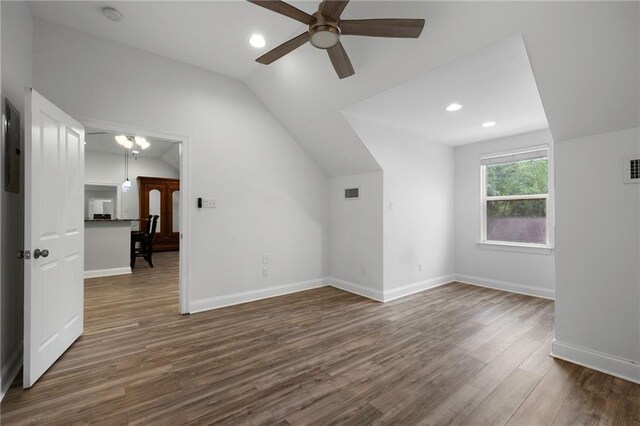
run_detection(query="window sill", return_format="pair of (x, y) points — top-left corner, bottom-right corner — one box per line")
(477, 241), (554, 255)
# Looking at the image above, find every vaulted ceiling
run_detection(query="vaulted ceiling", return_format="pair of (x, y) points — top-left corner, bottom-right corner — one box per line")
(343, 35), (549, 147)
(28, 0), (304, 80)
(29, 1), (640, 177)
(244, 1), (640, 176)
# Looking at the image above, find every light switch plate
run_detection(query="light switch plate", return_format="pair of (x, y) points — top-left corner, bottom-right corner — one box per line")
(202, 199), (216, 208)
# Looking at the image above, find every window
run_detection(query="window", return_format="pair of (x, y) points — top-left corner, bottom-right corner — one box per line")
(481, 147), (549, 246)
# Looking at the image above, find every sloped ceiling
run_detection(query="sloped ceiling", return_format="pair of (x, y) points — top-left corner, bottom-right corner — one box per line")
(343, 35), (549, 147)
(244, 1), (639, 177)
(29, 1), (639, 178)
(28, 0), (303, 80)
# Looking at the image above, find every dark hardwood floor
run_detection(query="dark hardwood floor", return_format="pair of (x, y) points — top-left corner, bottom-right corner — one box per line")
(2, 251), (639, 424)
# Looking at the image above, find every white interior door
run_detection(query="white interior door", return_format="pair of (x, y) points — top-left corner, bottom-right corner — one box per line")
(24, 88), (84, 388)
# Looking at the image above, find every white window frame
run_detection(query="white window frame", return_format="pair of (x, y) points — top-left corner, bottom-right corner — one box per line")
(479, 145), (554, 251)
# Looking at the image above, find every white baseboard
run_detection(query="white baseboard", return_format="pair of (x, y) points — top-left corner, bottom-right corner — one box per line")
(454, 274), (555, 300)
(84, 267), (131, 279)
(383, 274), (455, 302)
(330, 278), (384, 302)
(189, 278), (329, 313)
(1, 342), (23, 402)
(552, 340), (640, 384)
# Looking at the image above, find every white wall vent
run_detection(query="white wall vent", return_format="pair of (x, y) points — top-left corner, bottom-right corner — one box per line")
(624, 158), (640, 184)
(345, 187), (360, 199)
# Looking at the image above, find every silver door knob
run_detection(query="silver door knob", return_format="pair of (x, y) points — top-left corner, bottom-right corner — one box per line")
(33, 249), (49, 259)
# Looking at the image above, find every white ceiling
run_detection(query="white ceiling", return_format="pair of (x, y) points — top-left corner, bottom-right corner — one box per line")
(244, 1), (640, 176)
(28, 1), (310, 80)
(30, 1), (640, 177)
(85, 131), (177, 158)
(343, 35), (549, 146)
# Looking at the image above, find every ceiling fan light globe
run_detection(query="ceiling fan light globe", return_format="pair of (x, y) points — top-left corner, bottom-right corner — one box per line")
(310, 25), (340, 49)
(135, 136), (150, 149)
(115, 135), (128, 147)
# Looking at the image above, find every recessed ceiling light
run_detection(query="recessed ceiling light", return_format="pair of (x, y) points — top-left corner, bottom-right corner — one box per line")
(249, 34), (266, 48)
(132, 150), (140, 154)
(102, 7), (123, 22)
(446, 103), (462, 112)
(481, 121), (497, 128)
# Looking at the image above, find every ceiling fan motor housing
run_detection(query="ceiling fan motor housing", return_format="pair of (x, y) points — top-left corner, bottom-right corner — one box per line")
(309, 23), (340, 49)
(309, 11), (340, 49)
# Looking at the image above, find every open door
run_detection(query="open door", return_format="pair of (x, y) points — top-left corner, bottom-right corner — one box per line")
(23, 89), (84, 388)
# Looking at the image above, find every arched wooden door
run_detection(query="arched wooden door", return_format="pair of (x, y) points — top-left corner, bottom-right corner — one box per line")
(138, 176), (180, 251)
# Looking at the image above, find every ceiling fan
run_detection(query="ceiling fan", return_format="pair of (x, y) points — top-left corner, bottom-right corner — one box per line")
(248, 0), (425, 79)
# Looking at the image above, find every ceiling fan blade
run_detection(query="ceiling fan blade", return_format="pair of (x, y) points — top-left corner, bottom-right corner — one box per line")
(327, 42), (354, 79)
(319, 0), (350, 21)
(340, 19), (425, 38)
(247, 0), (314, 25)
(256, 32), (310, 64)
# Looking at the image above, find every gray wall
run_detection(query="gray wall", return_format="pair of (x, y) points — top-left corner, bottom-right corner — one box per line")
(34, 19), (330, 311)
(1, 1), (32, 394)
(554, 126), (640, 380)
(454, 129), (556, 299)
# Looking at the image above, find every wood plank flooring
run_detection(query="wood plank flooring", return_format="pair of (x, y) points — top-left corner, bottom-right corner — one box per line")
(2, 251), (639, 425)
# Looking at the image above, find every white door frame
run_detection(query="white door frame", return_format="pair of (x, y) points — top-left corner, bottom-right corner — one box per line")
(78, 117), (191, 314)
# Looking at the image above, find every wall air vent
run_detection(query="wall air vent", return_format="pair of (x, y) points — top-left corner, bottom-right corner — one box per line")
(624, 158), (640, 184)
(345, 187), (360, 199)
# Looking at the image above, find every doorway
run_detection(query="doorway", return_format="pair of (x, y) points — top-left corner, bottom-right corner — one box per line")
(80, 118), (190, 315)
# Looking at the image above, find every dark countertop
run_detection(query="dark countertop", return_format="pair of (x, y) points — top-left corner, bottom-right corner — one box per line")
(85, 219), (138, 223)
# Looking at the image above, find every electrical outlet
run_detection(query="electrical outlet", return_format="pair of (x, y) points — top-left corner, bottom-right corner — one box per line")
(263, 254), (269, 264)
(361, 267), (366, 275)
(389, 201), (395, 209)
(418, 263), (423, 271)
(262, 267), (268, 277)
(202, 199), (216, 208)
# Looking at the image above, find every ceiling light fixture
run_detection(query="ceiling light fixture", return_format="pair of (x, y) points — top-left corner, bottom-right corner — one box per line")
(309, 25), (340, 49)
(102, 7), (124, 22)
(249, 34), (266, 48)
(446, 103), (463, 112)
(134, 136), (150, 150)
(115, 134), (133, 149)
(116, 135), (150, 150)
(481, 121), (497, 128)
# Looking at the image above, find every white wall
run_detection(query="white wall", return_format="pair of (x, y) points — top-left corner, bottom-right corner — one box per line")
(33, 19), (330, 311)
(85, 150), (179, 221)
(329, 172), (384, 300)
(344, 114), (455, 301)
(553, 127), (640, 382)
(454, 129), (556, 299)
(1, 1), (32, 397)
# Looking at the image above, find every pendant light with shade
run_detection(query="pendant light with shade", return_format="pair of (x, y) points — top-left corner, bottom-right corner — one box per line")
(122, 147), (131, 192)
(116, 134), (149, 192)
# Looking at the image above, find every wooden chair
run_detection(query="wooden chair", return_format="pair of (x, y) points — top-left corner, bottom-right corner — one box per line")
(130, 215), (159, 269)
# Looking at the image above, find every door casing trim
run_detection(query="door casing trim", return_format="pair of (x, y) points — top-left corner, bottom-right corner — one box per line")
(78, 117), (191, 314)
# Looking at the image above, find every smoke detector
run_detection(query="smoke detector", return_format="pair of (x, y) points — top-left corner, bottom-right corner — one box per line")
(102, 7), (123, 22)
